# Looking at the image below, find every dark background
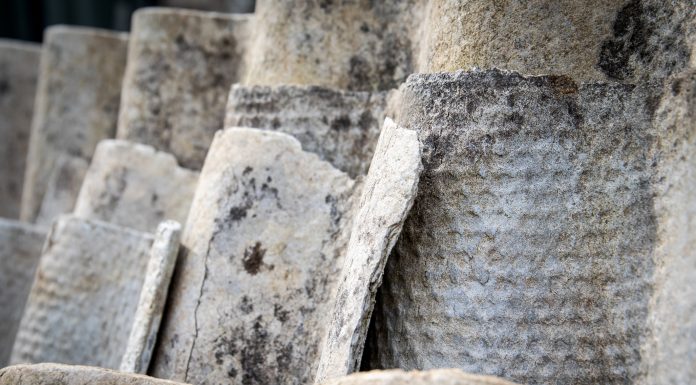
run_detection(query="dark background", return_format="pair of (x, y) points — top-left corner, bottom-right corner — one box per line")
(0, 0), (255, 42)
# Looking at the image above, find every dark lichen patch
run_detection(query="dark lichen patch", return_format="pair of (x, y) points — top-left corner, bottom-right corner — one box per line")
(229, 206), (248, 221)
(330, 114), (352, 131)
(548, 75), (579, 95)
(598, 0), (652, 80)
(240, 295), (254, 314)
(273, 304), (289, 323)
(242, 242), (266, 275)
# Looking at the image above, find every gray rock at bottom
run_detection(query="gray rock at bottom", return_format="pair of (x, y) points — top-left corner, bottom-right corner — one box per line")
(320, 369), (519, 385)
(10, 215), (180, 371)
(315, 118), (422, 382)
(20, 26), (128, 223)
(0, 219), (46, 367)
(225, 84), (389, 178)
(73, 139), (199, 233)
(0, 39), (41, 219)
(150, 128), (359, 385)
(117, 8), (252, 170)
(34, 154), (89, 228)
(368, 70), (663, 384)
(0, 363), (189, 385)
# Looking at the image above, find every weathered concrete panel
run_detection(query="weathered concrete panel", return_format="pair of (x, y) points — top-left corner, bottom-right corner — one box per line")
(0, 364), (189, 385)
(34, 154), (89, 228)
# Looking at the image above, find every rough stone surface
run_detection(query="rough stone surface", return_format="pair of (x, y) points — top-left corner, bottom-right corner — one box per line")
(418, 0), (695, 84)
(122, 221), (182, 374)
(10, 215), (178, 370)
(243, 0), (422, 91)
(161, 0), (255, 13)
(321, 369), (519, 385)
(117, 8), (252, 170)
(34, 154), (89, 228)
(316, 119), (422, 382)
(0, 39), (41, 219)
(225, 84), (389, 178)
(150, 128), (358, 385)
(73, 140), (199, 233)
(640, 69), (696, 385)
(367, 70), (659, 384)
(20, 26), (128, 223)
(0, 364), (189, 385)
(0, 219), (46, 367)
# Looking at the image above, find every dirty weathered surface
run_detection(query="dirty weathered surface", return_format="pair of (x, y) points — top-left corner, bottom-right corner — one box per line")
(0, 364), (189, 385)
(0, 40), (41, 219)
(321, 369), (519, 385)
(73, 140), (199, 233)
(150, 128), (358, 385)
(640, 70), (696, 385)
(243, 0), (422, 91)
(10, 216), (177, 370)
(20, 26), (128, 223)
(117, 8), (251, 170)
(0, 219), (46, 367)
(315, 119), (422, 382)
(225, 84), (389, 178)
(34, 154), (89, 228)
(368, 70), (658, 385)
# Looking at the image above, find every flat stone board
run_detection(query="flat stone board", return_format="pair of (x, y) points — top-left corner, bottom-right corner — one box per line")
(0, 219), (46, 366)
(0, 364), (189, 385)
(0, 40), (41, 219)
(10, 215), (178, 370)
(20, 26), (128, 223)
(117, 8), (252, 170)
(225, 84), (388, 178)
(150, 128), (358, 385)
(74, 139), (199, 233)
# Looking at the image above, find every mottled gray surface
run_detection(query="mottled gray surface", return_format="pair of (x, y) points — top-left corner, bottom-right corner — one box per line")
(316, 119), (422, 382)
(117, 8), (251, 170)
(73, 140), (199, 233)
(150, 128), (358, 385)
(0, 219), (45, 367)
(0, 364), (189, 385)
(0, 40), (41, 219)
(34, 154), (88, 228)
(243, 0), (422, 91)
(641, 70), (696, 385)
(9, 215), (175, 370)
(368, 70), (659, 384)
(225, 84), (389, 178)
(320, 369), (519, 385)
(160, 0), (254, 13)
(20, 26), (128, 223)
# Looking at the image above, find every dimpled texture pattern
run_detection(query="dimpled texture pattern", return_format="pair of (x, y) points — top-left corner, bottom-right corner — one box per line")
(225, 84), (388, 178)
(10, 216), (154, 369)
(368, 70), (659, 385)
(151, 128), (358, 385)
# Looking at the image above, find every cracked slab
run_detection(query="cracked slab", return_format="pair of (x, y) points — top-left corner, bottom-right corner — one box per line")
(10, 215), (179, 371)
(0, 363), (189, 385)
(74, 139), (199, 233)
(20, 26), (128, 223)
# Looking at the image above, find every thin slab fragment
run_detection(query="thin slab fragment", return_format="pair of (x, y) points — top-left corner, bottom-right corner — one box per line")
(10, 215), (179, 370)
(151, 128), (358, 385)
(20, 26), (128, 223)
(225, 84), (389, 178)
(320, 369), (519, 385)
(34, 154), (89, 228)
(0, 39), (41, 219)
(0, 364), (189, 385)
(368, 70), (659, 384)
(117, 8), (252, 169)
(73, 140), (199, 233)
(0, 219), (46, 366)
(315, 118), (422, 382)
(243, 0), (422, 91)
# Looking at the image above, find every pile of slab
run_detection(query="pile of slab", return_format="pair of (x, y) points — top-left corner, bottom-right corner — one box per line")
(0, 1), (694, 385)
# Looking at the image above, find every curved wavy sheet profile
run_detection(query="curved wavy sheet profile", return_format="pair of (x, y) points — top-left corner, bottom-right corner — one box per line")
(10, 216), (181, 374)
(0, 40), (41, 219)
(151, 122), (421, 385)
(0, 364), (189, 385)
(73, 139), (199, 233)
(366, 69), (696, 385)
(20, 26), (128, 224)
(0, 219), (46, 366)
